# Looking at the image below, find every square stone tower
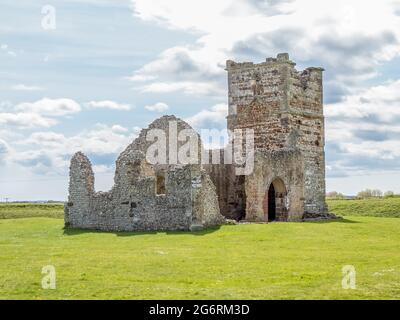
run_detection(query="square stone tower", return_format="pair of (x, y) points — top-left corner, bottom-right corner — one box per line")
(225, 53), (328, 218)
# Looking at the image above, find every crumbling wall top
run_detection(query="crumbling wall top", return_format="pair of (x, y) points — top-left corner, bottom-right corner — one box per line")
(117, 114), (200, 166)
(226, 53), (325, 75)
(226, 53), (296, 70)
(69, 151), (95, 195)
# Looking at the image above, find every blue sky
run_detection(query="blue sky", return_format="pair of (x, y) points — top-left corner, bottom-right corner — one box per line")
(1, 0), (400, 200)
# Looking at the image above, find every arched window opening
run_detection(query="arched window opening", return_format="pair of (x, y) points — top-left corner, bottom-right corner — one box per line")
(156, 173), (166, 195)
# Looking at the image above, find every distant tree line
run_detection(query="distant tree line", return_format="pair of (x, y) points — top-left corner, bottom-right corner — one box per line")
(327, 190), (399, 200)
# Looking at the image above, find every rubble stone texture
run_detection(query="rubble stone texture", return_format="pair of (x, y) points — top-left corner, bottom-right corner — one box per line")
(65, 53), (330, 231)
(207, 53), (330, 221)
(65, 116), (225, 231)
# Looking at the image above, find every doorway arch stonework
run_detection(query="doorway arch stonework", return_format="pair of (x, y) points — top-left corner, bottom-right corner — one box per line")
(263, 178), (288, 222)
(245, 150), (305, 222)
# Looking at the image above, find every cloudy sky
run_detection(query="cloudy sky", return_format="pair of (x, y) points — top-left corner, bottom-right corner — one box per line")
(1, 0), (400, 200)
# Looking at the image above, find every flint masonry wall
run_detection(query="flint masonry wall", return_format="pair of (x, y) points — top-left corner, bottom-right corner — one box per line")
(222, 53), (328, 219)
(288, 67), (327, 216)
(64, 152), (95, 228)
(65, 116), (225, 232)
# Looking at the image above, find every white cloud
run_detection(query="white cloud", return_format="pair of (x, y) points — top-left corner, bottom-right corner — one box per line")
(132, 0), (400, 54)
(130, 0), (400, 102)
(12, 150), (59, 175)
(144, 102), (169, 112)
(1, 43), (17, 57)
(21, 132), (67, 148)
(0, 98), (81, 129)
(92, 164), (114, 174)
(15, 98), (81, 116)
(12, 124), (138, 175)
(2, 105), (231, 176)
(184, 103), (229, 149)
(126, 74), (157, 82)
(128, 46), (222, 81)
(73, 124), (135, 155)
(325, 80), (400, 123)
(85, 100), (132, 111)
(185, 103), (228, 130)
(0, 101), (12, 111)
(0, 139), (9, 163)
(139, 81), (225, 96)
(110, 124), (129, 133)
(129, 46), (225, 96)
(325, 79), (400, 175)
(132, 0), (246, 32)
(0, 112), (57, 128)
(11, 84), (45, 91)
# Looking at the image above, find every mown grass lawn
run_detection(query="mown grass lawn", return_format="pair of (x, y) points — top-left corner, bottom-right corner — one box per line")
(0, 214), (399, 299)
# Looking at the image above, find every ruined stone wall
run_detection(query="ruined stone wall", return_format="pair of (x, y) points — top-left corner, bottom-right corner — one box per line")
(204, 153), (231, 217)
(288, 67), (327, 216)
(192, 169), (226, 228)
(114, 115), (202, 187)
(64, 152), (94, 227)
(66, 167), (195, 231)
(65, 116), (225, 232)
(204, 149), (246, 220)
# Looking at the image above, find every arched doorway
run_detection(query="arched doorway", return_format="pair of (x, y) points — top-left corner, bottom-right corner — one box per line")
(263, 178), (288, 222)
(268, 183), (276, 221)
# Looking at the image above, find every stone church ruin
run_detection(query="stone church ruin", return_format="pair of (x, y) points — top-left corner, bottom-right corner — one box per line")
(65, 53), (331, 232)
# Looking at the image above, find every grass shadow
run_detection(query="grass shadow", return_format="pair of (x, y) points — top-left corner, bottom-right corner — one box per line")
(304, 217), (360, 224)
(165, 226), (221, 236)
(63, 225), (221, 237)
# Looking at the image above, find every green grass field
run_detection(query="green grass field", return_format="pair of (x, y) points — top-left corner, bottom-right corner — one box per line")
(327, 197), (400, 218)
(0, 201), (399, 299)
(0, 203), (64, 219)
(1, 197), (399, 220)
